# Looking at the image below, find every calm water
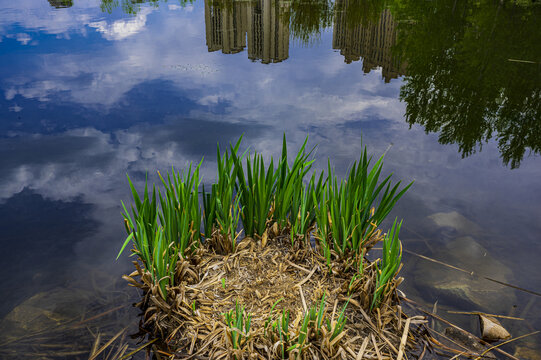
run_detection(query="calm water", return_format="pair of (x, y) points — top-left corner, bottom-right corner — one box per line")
(1, 0), (540, 358)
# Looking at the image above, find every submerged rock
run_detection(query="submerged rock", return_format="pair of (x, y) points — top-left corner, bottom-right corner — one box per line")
(479, 314), (511, 341)
(413, 236), (516, 313)
(443, 327), (495, 358)
(428, 211), (482, 236)
(0, 288), (91, 340)
(514, 344), (541, 360)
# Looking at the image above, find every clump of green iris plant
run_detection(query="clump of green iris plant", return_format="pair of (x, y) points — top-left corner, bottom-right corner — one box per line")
(118, 161), (202, 300)
(118, 134), (411, 307)
(203, 138), (244, 253)
(315, 150), (411, 268)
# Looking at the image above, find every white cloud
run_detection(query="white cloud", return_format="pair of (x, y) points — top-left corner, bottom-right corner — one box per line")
(15, 33), (31, 45)
(8, 105), (23, 112)
(5, 88), (17, 100)
(0, 0), (99, 37)
(6, 80), (70, 102)
(0, 0), (154, 44)
(88, 7), (153, 41)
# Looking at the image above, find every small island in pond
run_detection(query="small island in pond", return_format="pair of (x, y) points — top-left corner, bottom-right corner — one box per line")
(118, 135), (496, 359)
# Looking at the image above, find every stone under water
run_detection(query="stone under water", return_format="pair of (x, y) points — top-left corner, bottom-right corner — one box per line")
(479, 314), (511, 342)
(0, 288), (91, 339)
(412, 236), (516, 314)
(428, 211), (482, 236)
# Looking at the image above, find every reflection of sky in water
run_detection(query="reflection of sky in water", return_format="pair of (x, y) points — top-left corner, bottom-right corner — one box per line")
(1, 0), (540, 353)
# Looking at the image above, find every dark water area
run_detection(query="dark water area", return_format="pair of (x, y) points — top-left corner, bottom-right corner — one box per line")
(0, 0), (540, 358)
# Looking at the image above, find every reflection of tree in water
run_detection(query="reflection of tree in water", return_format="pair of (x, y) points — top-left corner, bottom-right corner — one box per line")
(98, 0), (540, 167)
(100, 0), (193, 14)
(395, 0), (541, 168)
(336, 0), (384, 26)
(284, 0), (334, 45)
(48, 0), (73, 8)
(202, 0), (541, 167)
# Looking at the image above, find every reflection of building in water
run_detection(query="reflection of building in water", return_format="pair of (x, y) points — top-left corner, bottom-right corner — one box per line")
(205, 0), (249, 54)
(247, 0), (289, 63)
(333, 2), (405, 82)
(48, 0), (73, 8)
(205, 0), (289, 63)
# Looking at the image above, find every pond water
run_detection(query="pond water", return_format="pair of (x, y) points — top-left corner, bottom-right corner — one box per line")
(1, 0), (540, 358)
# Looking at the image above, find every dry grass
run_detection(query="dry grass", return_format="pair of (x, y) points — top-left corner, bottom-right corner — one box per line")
(123, 225), (426, 359)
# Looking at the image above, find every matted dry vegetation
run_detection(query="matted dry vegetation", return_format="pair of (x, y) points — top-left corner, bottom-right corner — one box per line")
(123, 230), (427, 359)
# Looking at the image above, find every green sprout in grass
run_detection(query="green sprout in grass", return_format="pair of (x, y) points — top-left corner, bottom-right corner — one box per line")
(224, 301), (252, 351)
(264, 298), (284, 333)
(347, 249), (365, 295)
(327, 299), (349, 342)
(269, 309), (290, 359)
(286, 293), (328, 357)
(288, 310), (310, 356)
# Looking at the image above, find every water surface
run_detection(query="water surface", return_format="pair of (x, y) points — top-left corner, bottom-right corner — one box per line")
(1, 0), (540, 357)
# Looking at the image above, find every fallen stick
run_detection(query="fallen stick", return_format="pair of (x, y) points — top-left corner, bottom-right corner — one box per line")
(295, 265), (318, 287)
(404, 249), (541, 297)
(475, 331), (540, 360)
(396, 318), (411, 360)
(447, 310), (524, 321)
(298, 285), (307, 313)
